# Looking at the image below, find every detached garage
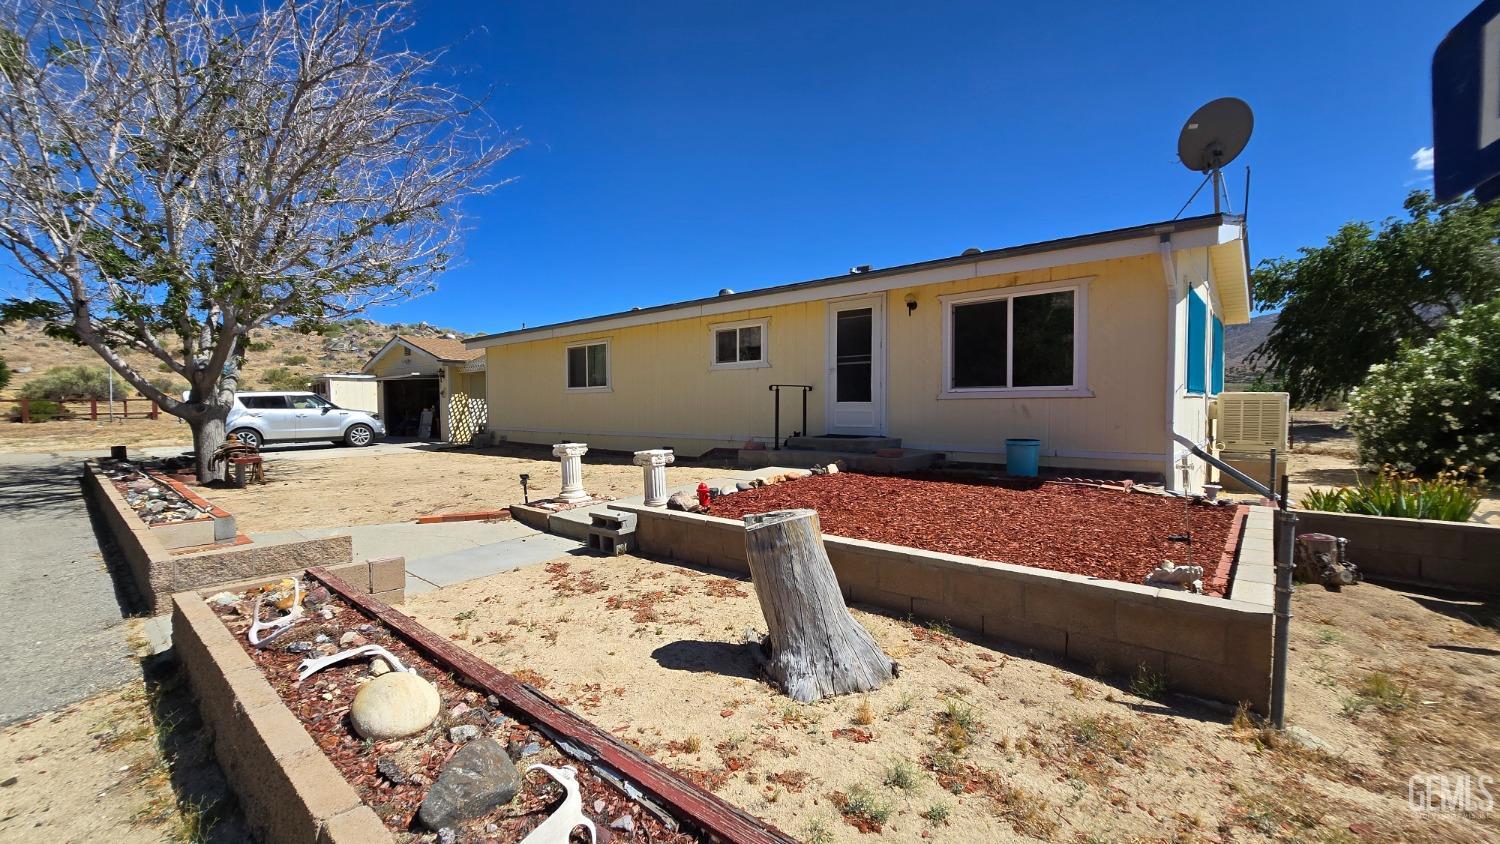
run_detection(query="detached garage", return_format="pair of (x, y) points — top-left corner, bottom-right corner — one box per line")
(362, 335), (487, 442)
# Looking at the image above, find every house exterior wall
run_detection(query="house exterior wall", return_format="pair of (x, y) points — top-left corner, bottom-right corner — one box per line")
(1169, 246), (1221, 492)
(484, 252), (1190, 474)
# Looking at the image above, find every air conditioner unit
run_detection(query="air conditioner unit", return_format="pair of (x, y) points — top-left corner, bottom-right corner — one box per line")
(1214, 391), (1289, 453)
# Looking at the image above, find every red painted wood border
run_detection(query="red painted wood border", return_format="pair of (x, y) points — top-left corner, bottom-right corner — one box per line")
(1207, 505), (1249, 596)
(307, 566), (796, 844)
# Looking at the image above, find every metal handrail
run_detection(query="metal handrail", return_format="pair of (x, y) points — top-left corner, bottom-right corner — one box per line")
(768, 384), (813, 447)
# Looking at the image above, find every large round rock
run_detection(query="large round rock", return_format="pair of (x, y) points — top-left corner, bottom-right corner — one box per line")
(350, 671), (440, 740)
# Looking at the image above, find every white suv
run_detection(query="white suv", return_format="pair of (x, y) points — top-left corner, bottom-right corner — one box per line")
(227, 391), (385, 449)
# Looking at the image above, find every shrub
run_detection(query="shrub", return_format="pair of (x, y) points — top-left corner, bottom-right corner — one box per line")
(1301, 468), (1480, 522)
(259, 367), (308, 391)
(281, 354), (308, 366)
(246, 340), (273, 352)
(17, 364), (112, 400)
(9, 399), (73, 422)
(1345, 298), (1500, 479)
(0, 354), (10, 393)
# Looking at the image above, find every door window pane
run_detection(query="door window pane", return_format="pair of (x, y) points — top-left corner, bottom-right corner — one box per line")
(1012, 291), (1074, 387)
(567, 346), (587, 388)
(835, 309), (873, 403)
(951, 299), (1008, 388)
(241, 395), (289, 409)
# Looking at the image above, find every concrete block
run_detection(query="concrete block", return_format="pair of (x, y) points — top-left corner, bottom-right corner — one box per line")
(825, 547), (882, 589)
(911, 597), (983, 636)
(1233, 563), (1275, 585)
(1229, 580), (1273, 607)
(370, 588), (404, 606)
(324, 560), (372, 593)
(1166, 653), (1270, 713)
(848, 582), (912, 615)
(942, 568), (1024, 617)
(1023, 581), (1117, 637)
(1065, 631), (1167, 677)
(367, 556), (405, 593)
(1356, 548), (1423, 582)
(877, 558), (943, 602)
(152, 518), (218, 550)
(318, 807), (394, 844)
(983, 614), (1065, 655)
(241, 748), (362, 844)
(1115, 599), (1227, 663)
(1419, 556), (1496, 591)
(1380, 520), (1465, 559)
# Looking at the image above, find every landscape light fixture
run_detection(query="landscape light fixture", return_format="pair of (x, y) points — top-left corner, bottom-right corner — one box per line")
(905, 293), (918, 315)
(519, 473), (530, 504)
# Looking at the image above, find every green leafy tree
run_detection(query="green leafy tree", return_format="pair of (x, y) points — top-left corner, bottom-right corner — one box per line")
(1345, 297), (1500, 479)
(0, 0), (514, 479)
(0, 354), (10, 393)
(17, 364), (111, 400)
(1251, 191), (1500, 406)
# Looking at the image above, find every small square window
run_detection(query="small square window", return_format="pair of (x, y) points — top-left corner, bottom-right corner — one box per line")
(566, 342), (608, 390)
(710, 321), (767, 369)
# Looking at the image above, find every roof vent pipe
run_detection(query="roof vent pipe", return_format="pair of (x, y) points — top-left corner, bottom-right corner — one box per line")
(718, 288), (734, 296)
(962, 247), (982, 255)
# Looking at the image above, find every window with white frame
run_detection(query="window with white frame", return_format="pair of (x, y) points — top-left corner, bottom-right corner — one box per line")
(565, 340), (609, 390)
(709, 319), (768, 369)
(943, 284), (1083, 395)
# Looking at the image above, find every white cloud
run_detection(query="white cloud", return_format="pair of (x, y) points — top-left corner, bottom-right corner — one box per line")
(1411, 146), (1434, 171)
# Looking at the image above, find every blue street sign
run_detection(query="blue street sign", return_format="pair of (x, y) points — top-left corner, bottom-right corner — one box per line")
(1434, 0), (1500, 201)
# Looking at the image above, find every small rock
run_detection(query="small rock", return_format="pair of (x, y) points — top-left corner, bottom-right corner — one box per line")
(339, 631), (367, 647)
(449, 724), (480, 744)
(417, 738), (521, 830)
(485, 822), (499, 834)
(611, 814), (635, 833)
(449, 702), (471, 718)
(826, 463), (839, 474)
(1, 775), (17, 787)
(464, 691), (480, 704)
(314, 633), (330, 644)
(306, 586), (331, 605)
(208, 592), (238, 607)
(437, 828), (456, 844)
(1286, 725), (1341, 756)
(735, 482), (752, 492)
(519, 741), (541, 758)
(489, 713), (510, 729)
(593, 799), (606, 813)
(369, 658), (392, 676)
(486, 694), (500, 708)
(376, 756), (408, 784)
(284, 641), (314, 654)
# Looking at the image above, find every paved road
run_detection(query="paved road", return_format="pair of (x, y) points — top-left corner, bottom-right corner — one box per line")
(0, 453), (140, 725)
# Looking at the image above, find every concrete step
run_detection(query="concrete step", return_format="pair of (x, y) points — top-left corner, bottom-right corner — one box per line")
(783, 435), (902, 453)
(738, 447), (941, 475)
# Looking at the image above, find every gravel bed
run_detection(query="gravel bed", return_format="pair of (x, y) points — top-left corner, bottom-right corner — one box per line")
(210, 578), (700, 842)
(707, 473), (1237, 592)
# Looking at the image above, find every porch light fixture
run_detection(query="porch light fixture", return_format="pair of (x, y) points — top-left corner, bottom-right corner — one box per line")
(905, 293), (918, 315)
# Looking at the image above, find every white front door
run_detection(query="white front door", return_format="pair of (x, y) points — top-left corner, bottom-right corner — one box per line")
(826, 296), (885, 435)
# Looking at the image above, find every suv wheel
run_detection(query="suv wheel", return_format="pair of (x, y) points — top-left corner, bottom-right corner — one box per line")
(344, 423), (374, 448)
(230, 428), (262, 449)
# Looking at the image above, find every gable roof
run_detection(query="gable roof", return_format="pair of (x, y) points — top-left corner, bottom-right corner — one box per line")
(468, 212), (1251, 350)
(395, 334), (484, 363)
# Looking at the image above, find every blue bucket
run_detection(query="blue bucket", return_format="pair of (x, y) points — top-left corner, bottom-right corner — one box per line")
(1004, 438), (1041, 477)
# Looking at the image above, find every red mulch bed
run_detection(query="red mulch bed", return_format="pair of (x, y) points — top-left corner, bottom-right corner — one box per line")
(707, 473), (1237, 592)
(211, 579), (700, 842)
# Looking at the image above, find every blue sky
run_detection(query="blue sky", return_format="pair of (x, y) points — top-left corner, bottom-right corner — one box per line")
(386, 0), (1465, 334)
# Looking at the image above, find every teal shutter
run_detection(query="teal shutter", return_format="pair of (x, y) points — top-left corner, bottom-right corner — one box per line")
(1211, 315), (1225, 395)
(1186, 291), (1206, 394)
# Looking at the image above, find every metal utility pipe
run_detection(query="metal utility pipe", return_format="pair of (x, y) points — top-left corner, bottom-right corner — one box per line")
(1172, 434), (1297, 729)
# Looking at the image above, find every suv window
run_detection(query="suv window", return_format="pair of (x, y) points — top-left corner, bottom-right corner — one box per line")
(240, 395), (289, 410)
(289, 394), (331, 409)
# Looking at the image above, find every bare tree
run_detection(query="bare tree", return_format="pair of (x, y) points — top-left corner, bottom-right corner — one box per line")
(0, 0), (514, 479)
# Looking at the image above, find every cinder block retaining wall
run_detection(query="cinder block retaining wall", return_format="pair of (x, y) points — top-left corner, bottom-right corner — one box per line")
(85, 462), (383, 612)
(1290, 510), (1500, 593)
(612, 503), (1276, 710)
(173, 583), (395, 844)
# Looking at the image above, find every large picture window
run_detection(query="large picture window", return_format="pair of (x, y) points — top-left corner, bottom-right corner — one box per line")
(942, 284), (1085, 397)
(566, 340), (609, 390)
(709, 319), (768, 369)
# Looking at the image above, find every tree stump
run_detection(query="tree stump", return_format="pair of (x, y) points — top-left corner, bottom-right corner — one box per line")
(742, 509), (897, 702)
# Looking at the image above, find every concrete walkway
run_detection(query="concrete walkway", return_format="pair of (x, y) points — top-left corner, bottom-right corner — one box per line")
(249, 519), (583, 596)
(0, 453), (140, 725)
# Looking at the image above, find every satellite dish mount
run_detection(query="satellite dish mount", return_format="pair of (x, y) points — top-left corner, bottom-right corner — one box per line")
(1176, 97), (1254, 215)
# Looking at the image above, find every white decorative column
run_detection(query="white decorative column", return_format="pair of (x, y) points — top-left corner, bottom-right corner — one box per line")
(553, 442), (590, 503)
(633, 449), (675, 507)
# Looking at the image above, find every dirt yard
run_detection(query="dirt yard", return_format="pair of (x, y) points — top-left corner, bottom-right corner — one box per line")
(198, 446), (743, 533)
(407, 555), (1500, 843)
(0, 417), (190, 453)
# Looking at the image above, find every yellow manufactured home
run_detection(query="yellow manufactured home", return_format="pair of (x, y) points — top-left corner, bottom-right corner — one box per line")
(467, 213), (1251, 491)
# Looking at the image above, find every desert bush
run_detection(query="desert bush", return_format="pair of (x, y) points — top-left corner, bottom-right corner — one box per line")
(0, 354), (10, 392)
(1345, 298), (1500, 478)
(17, 364), (112, 400)
(9, 399), (73, 422)
(246, 340), (273, 352)
(259, 367), (308, 391)
(1301, 468), (1480, 522)
(281, 353), (308, 366)
(319, 322), (346, 338)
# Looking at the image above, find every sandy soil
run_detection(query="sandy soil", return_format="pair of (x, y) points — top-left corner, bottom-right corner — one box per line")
(0, 417), (191, 453)
(407, 555), (1500, 843)
(0, 683), (191, 843)
(198, 446), (742, 533)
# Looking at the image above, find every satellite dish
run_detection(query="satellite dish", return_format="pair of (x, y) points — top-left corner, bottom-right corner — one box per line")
(1177, 97), (1253, 173)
